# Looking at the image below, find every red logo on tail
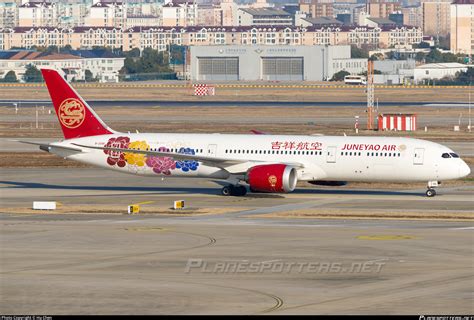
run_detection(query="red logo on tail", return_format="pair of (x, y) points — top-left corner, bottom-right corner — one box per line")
(59, 98), (85, 129)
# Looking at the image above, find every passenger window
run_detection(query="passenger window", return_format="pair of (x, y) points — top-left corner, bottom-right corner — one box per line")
(450, 153), (459, 158)
(441, 153), (451, 158)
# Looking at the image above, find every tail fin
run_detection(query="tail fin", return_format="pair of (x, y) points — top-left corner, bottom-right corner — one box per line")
(41, 69), (114, 140)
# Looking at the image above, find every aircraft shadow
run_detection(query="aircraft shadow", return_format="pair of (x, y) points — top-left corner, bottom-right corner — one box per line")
(1, 180), (422, 197)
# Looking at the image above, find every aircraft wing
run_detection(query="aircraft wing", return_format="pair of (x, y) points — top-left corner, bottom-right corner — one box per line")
(13, 140), (83, 158)
(72, 143), (304, 173)
(13, 140), (83, 153)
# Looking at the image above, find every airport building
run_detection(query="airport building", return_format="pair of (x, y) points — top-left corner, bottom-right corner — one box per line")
(0, 49), (125, 82)
(413, 62), (470, 84)
(190, 45), (367, 81)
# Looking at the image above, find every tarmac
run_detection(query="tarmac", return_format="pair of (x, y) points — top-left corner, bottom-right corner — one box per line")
(1, 167), (473, 314)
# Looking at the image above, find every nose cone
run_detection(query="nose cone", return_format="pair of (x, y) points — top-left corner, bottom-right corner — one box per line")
(459, 161), (471, 178)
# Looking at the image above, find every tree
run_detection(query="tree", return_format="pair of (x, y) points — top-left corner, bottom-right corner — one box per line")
(415, 51), (426, 62)
(23, 64), (43, 83)
(415, 41), (431, 49)
(425, 49), (445, 63)
(45, 45), (59, 54)
(359, 69), (382, 76)
(124, 48), (141, 58)
(60, 44), (73, 53)
(351, 45), (369, 59)
(456, 67), (474, 84)
(3, 70), (18, 82)
(368, 53), (382, 61)
(330, 70), (351, 81)
(122, 47), (173, 74)
(84, 69), (96, 82)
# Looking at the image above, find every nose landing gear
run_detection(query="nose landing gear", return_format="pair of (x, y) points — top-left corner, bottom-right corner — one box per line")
(426, 188), (436, 197)
(221, 185), (247, 196)
(426, 181), (439, 197)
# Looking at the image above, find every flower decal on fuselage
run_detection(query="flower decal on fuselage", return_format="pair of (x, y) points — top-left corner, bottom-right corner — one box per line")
(104, 136), (130, 167)
(124, 140), (149, 167)
(146, 147), (176, 175)
(103, 138), (199, 175)
(176, 147), (199, 172)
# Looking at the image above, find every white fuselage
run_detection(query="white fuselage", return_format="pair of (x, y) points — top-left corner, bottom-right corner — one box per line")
(57, 133), (470, 184)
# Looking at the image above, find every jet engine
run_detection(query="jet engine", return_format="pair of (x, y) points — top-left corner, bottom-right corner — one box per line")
(246, 164), (297, 193)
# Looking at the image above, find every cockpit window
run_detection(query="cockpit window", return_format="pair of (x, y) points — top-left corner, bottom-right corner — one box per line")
(450, 153), (460, 158)
(441, 153), (451, 158)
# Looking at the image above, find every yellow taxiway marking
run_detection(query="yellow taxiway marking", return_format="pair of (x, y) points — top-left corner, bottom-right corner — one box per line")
(131, 201), (155, 206)
(356, 235), (418, 240)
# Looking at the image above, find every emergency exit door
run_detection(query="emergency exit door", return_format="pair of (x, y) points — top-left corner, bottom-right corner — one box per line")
(413, 148), (424, 165)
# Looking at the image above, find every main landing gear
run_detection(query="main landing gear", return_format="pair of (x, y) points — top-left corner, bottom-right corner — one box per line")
(221, 185), (247, 196)
(426, 181), (439, 197)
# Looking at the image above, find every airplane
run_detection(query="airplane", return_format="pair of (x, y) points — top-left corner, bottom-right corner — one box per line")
(20, 68), (471, 198)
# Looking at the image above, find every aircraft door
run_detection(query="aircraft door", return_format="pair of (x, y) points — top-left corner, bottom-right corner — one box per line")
(413, 148), (424, 165)
(326, 146), (337, 163)
(207, 144), (217, 157)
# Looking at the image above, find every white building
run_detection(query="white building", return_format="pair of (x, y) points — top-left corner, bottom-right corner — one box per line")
(190, 45), (367, 81)
(0, 1), (18, 29)
(237, 8), (293, 26)
(414, 62), (469, 84)
(84, 0), (127, 28)
(0, 50), (125, 83)
(162, 1), (198, 27)
(18, 0), (59, 27)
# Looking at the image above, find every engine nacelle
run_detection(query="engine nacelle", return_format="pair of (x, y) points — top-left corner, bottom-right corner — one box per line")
(246, 164), (297, 193)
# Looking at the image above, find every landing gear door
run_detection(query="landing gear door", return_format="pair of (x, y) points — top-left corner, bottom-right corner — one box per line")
(326, 146), (337, 163)
(207, 144), (217, 157)
(413, 148), (424, 165)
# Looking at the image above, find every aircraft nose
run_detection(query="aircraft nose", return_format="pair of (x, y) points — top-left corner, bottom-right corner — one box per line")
(459, 161), (471, 178)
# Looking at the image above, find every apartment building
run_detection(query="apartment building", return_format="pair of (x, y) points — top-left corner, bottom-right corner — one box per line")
(366, 0), (401, 18)
(421, 0), (451, 37)
(18, 0), (59, 27)
(1, 25), (423, 52)
(84, 0), (126, 28)
(0, 1), (18, 29)
(450, 0), (473, 55)
(299, 0), (334, 19)
(162, 0), (198, 27)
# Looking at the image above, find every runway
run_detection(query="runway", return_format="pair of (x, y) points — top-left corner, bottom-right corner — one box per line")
(1, 99), (472, 108)
(1, 167), (473, 314)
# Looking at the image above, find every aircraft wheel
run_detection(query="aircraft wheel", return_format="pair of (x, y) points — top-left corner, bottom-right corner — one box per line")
(221, 185), (233, 196)
(426, 188), (436, 197)
(235, 185), (247, 196)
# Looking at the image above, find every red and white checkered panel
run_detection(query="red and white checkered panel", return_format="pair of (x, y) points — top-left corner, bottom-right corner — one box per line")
(194, 84), (207, 96)
(378, 114), (417, 131)
(193, 84), (215, 96)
